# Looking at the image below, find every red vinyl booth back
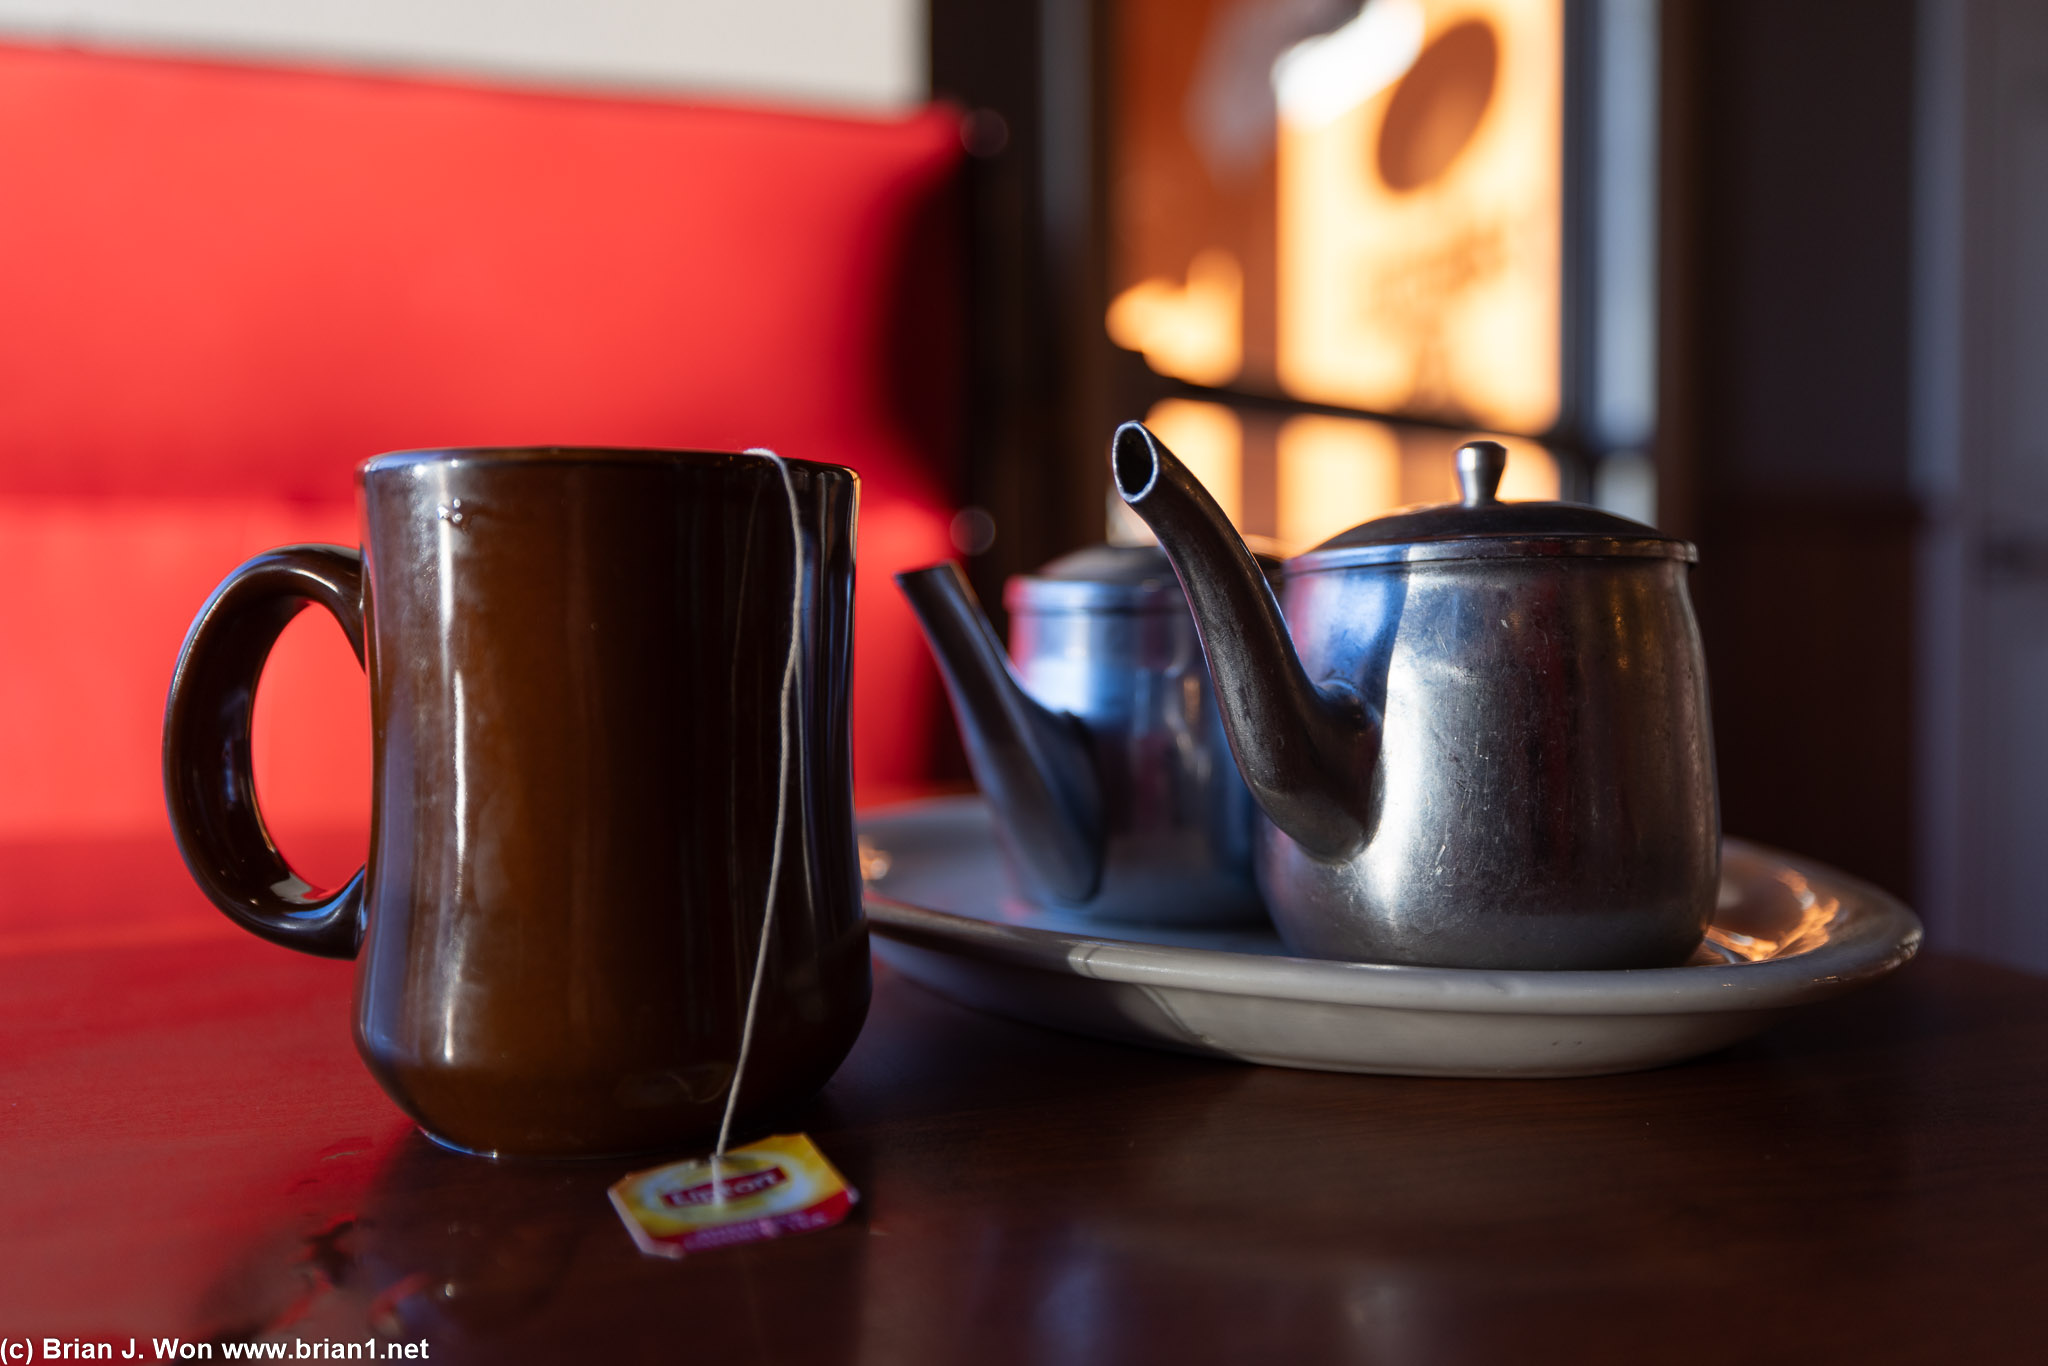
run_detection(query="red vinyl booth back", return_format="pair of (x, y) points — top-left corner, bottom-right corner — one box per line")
(0, 44), (962, 901)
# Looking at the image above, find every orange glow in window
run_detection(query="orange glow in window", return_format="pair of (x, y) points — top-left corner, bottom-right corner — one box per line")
(1105, 248), (1245, 387)
(1276, 0), (1562, 432)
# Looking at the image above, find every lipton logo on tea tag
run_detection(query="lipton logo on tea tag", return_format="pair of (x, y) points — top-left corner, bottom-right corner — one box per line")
(609, 1133), (857, 1258)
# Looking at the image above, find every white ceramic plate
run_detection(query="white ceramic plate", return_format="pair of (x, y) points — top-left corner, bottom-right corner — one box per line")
(859, 796), (1922, 1078)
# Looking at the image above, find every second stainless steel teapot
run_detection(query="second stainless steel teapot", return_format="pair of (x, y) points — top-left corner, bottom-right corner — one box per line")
(1112, 422), (1719, 970)
(897, 546), (1270, 925)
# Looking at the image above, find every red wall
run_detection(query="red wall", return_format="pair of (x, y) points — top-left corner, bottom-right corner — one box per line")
(0, 44), (962, 892)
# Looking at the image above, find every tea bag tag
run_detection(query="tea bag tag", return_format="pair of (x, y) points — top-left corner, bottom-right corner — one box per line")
(610, 1133), (858, 1258)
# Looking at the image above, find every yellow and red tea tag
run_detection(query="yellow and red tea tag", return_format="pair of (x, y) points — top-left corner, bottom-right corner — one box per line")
(609, 1133), (857, 1258)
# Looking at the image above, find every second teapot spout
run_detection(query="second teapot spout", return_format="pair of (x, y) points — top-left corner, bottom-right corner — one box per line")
(1111, 422), (1375, 860)
(896, 562), (1104, 903)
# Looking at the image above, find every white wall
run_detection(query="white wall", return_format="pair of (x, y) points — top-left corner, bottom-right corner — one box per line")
(0, 0), (926, 111)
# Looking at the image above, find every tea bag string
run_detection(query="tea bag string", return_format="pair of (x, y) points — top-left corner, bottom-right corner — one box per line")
(715, 448), (804, 1159)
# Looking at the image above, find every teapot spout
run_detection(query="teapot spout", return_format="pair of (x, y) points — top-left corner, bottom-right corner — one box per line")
(1111, 422), (1373, 860)
(896, 562), (1104, 903)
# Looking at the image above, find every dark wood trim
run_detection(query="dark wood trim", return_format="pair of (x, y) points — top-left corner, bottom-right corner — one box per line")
(1654, 0), (1704, 545)
(931, 0), (1108, 634)
(1557, 0), (1599, 484)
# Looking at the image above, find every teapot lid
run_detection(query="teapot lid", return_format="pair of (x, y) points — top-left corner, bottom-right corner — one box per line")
(1006, 542), (1284, 612)
(1289, 441), (1694, 573)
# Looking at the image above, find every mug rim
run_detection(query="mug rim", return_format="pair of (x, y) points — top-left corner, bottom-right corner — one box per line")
(358, 446), (857, 481)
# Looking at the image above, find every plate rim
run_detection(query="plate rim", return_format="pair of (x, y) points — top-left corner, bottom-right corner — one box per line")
(859, 796), (1923, 1018)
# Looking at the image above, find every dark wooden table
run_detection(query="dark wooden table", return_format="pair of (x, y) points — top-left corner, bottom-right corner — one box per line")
(4, 838), (2045, 1365)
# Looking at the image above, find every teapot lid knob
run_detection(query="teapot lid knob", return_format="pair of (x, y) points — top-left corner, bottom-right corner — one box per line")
(1456, 441), (1508, 507)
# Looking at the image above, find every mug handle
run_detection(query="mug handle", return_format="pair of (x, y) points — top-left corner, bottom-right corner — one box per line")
(162, 545), (368, 959)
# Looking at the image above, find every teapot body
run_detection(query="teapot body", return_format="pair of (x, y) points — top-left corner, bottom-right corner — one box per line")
(1007, 589), (1263, 924)
(1262, 548), (1719, 969)
(898, 546), (1270, 926)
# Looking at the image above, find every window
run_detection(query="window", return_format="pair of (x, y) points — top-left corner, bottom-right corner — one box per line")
(1103, 0), (1654, 549)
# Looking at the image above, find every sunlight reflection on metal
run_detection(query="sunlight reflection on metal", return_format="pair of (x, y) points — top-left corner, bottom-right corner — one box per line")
(1703, 870), (1840, 962)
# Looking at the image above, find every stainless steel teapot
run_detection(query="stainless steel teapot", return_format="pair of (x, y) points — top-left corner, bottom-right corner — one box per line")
(1111, 422), (1719, 970)
(897, 546), (1271, 925)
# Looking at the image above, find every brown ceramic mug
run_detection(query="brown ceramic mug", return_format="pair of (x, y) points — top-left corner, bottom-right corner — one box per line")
(163, 448), (869, 1158)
